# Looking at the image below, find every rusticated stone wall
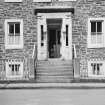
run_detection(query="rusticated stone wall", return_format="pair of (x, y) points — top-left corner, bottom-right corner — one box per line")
(0, 0), (76, 80)
(75, 0), (105, 78)
(1, 0), (105, 80)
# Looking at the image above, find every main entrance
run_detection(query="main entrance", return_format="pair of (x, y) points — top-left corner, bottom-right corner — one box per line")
(37, 13), (72, 60)
(47, 19), (61, 58)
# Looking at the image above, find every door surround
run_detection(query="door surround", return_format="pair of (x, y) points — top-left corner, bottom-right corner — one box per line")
(37, 12), (72, 60)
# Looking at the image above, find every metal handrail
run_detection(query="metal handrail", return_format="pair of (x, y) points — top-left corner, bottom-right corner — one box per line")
(32, 44), (37, 80)
(34, 45), (37, 80)
(73, 44), (77, 78)
(73, 44), (80, 79)
(73, 44), (77, 59)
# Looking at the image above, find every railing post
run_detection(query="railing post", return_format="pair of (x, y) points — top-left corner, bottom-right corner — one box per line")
(74, 58), (80, 79)
(29, 44), (37, 80)
(28, 57), (35, 80)
(73, 44), (80, 80)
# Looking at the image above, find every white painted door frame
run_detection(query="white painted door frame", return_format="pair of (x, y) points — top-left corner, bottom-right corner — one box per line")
(37, 12), (72, 60)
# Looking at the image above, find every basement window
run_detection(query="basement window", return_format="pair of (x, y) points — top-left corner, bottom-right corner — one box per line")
(88, 60), (105, 77)
(6, 59), (23, 78)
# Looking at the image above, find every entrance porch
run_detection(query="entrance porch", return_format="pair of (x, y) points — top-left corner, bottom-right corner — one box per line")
(37, 12), (72, 60)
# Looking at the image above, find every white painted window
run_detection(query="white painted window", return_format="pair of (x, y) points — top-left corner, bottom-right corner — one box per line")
(6, 59), (23, 78)
(88, 60), (105, 77)
(33, 0), (51, 2)
(5, 0), (22, 2)
(5, 19), (23, 49)
(88, 18), (105, 48)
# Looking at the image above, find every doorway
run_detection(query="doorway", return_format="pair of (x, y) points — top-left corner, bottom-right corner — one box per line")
(37, 13), (72, 60)
(47, 19), (62, 58)
(48, 29), (61, 58)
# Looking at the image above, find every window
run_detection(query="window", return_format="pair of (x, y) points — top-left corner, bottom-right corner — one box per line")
(33, 0), (51, 2)
(41, 25), (44, 46)
(5, 0), (22, 2)
(88, 61), (105, 77)
(41, 25), (44, 41)
(91, 63), (102, 75)
(88, 18), (105, 48)
(6, 59), (23, 78)
(66, 25), (68, 46)
(5, 19), (23, 49)
(9, 64), (20, 75)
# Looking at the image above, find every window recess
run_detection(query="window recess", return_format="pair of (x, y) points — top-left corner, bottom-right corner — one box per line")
(6, 59), (23, 78)
(66, 25), (68, 46)
(88, 18), (105, 48)
(41, 25), (44, 46)
(91, 21), (103, 44)
(5, 19), (23, 49)
(88, 61), (105, 77)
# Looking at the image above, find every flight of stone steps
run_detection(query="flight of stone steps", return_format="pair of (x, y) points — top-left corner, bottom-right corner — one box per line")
(36, 59), (73, 83)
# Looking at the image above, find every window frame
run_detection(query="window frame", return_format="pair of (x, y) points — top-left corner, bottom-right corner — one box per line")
(88, 18), (105, 48)
(5, 19), (23, 49)
(88, 60), (105, 78)
(6, 59), (23, 78)
(5, 0), (22, 2)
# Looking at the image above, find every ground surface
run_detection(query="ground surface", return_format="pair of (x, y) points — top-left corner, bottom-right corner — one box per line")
(0, 89), (105, 105)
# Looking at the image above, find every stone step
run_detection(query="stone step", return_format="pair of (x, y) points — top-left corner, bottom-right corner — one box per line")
(36, 76), (73, 83)
(37, 67), (72, 70)
(36, 76), (73, 79)
(37, 64), (72, 67)
(37, 61), (72, 65)
(37, 69), (73, 72)
(36, 60), (73, 83)
(37, 72), (73, 76)
(36, 79), (73, 83)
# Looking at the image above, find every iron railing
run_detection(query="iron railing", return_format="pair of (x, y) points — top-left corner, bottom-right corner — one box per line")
(32, 44), (37, 80)
(73, 44), (80, 79)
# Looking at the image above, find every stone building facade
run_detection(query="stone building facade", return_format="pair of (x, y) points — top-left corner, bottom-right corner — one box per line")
(0, 0), (105, 82)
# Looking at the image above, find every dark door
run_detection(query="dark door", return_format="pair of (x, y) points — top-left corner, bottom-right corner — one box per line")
(48, 29), (61, 58)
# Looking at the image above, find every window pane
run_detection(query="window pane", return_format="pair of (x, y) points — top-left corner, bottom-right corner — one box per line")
(97, 64), (100, 75)
(97, 22), (102, 32)
(15, 23), (20, 34)
(66, 25), (68, 46)
(91, 22), (96, 32)
(93, 63), (96, 75)
(12, 65), (14, 72)
(9, 23), (14, 34)
(41, 25), (44, 47)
